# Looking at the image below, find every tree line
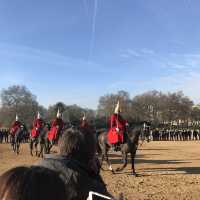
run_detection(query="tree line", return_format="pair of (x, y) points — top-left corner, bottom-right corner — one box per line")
(0, 85), (200, 129)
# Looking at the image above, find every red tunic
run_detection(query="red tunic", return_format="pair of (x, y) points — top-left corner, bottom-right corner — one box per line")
(107, 114), (127, 144)
(48, 118), (64, 141)
(31, 118), (44, 138)
(10, 121), (21, 135)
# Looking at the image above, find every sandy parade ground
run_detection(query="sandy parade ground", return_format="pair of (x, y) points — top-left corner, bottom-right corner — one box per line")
(1, 141), (200, 200)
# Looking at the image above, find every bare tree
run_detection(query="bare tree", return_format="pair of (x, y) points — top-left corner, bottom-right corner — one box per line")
(0, 85), (42, 127)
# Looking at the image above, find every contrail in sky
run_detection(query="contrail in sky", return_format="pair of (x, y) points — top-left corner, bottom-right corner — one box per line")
(82, 0), (89, 16)
(88, 0), (98, 63)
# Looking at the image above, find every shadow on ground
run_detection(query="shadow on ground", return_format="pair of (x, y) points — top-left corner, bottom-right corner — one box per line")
(100, 152), (200, 175)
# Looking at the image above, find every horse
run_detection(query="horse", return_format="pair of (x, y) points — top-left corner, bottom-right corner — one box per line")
(97, 123), (150, 176)
(45, 125), (64, 154)
(10, 125), (25, 154)
(30, 124), (50, 157)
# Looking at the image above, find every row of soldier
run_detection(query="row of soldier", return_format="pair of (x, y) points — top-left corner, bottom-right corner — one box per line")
(151, 128), (200, 141)
(0, 129), (9, 143)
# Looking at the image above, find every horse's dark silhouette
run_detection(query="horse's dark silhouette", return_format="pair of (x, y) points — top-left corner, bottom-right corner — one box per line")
(30, 124), (50, 157)
(97, 123), (150, 176)
(45, 124), (68, 154)
(10, 125), (25, 154)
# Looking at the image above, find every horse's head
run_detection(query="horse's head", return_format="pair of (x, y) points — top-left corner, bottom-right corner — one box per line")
(44, 123), (51, 131)
(127, 122), (151, 143)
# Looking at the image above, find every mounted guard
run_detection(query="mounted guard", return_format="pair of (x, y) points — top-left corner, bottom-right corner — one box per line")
(10, 114), (23, 154)
(48, 109), (64, 144)
(10, 115), (22, 136)
(107, 101), (128, 151)
(31, 112), (45, 138)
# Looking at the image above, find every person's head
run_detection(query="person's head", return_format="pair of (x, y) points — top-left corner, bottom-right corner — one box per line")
(0, 166), (67, 200)
(58, 128), (96, 163)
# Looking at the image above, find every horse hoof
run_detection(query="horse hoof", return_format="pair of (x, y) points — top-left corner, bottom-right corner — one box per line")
(100, 167), (106, 171)
(116, 167), (121, 172)
(132, 172), (138, 177)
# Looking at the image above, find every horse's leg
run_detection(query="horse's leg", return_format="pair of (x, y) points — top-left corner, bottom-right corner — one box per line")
(100, 153), (104, 167)
(98, 150), (106, 171)
(44, 139), (48, 154)
(130, 149), (137, 176)
(13, 142), (16, 152)
(48, 140), (53, 153)
(30, 138), (33, 156)
(16, 139), (20, 154)
(45, 140), (51, 154)
(39, 142), (44, 158)
(11, 136), (14, 151)
(13, 137), (16, 152)
(35, 139), (38, 156)
(103, 148), (114, 173)
(38, 138), (44, 157)
(97, 142), (104, 168)
(116, 151), (128, 172)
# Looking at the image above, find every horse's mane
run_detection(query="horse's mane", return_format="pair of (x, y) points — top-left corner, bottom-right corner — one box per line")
(96, 128), (107, 135)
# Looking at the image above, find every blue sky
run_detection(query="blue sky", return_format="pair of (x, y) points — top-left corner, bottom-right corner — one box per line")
(0, 0), (200, 109)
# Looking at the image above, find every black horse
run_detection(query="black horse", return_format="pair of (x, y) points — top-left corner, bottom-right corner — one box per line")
(45, 125), (65, 154)
(10, 125), (25, 154)
(30, 124), (50, 157)
(97, 123), (150, 176)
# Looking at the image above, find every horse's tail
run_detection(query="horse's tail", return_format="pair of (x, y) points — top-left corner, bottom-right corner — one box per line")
(96, 128), (106, 136)
(96, 140), (102, 155)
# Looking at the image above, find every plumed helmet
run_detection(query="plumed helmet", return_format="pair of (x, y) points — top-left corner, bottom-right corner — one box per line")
(16, 114), (19, 121)
(114, 101), (121, 114)
(57, 109), (62, 118)
(37, 111), (41, 119)
(82, 112), (86, 121)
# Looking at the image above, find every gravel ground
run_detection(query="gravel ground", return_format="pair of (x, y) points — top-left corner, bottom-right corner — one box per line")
(1, 141), (200, 200)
